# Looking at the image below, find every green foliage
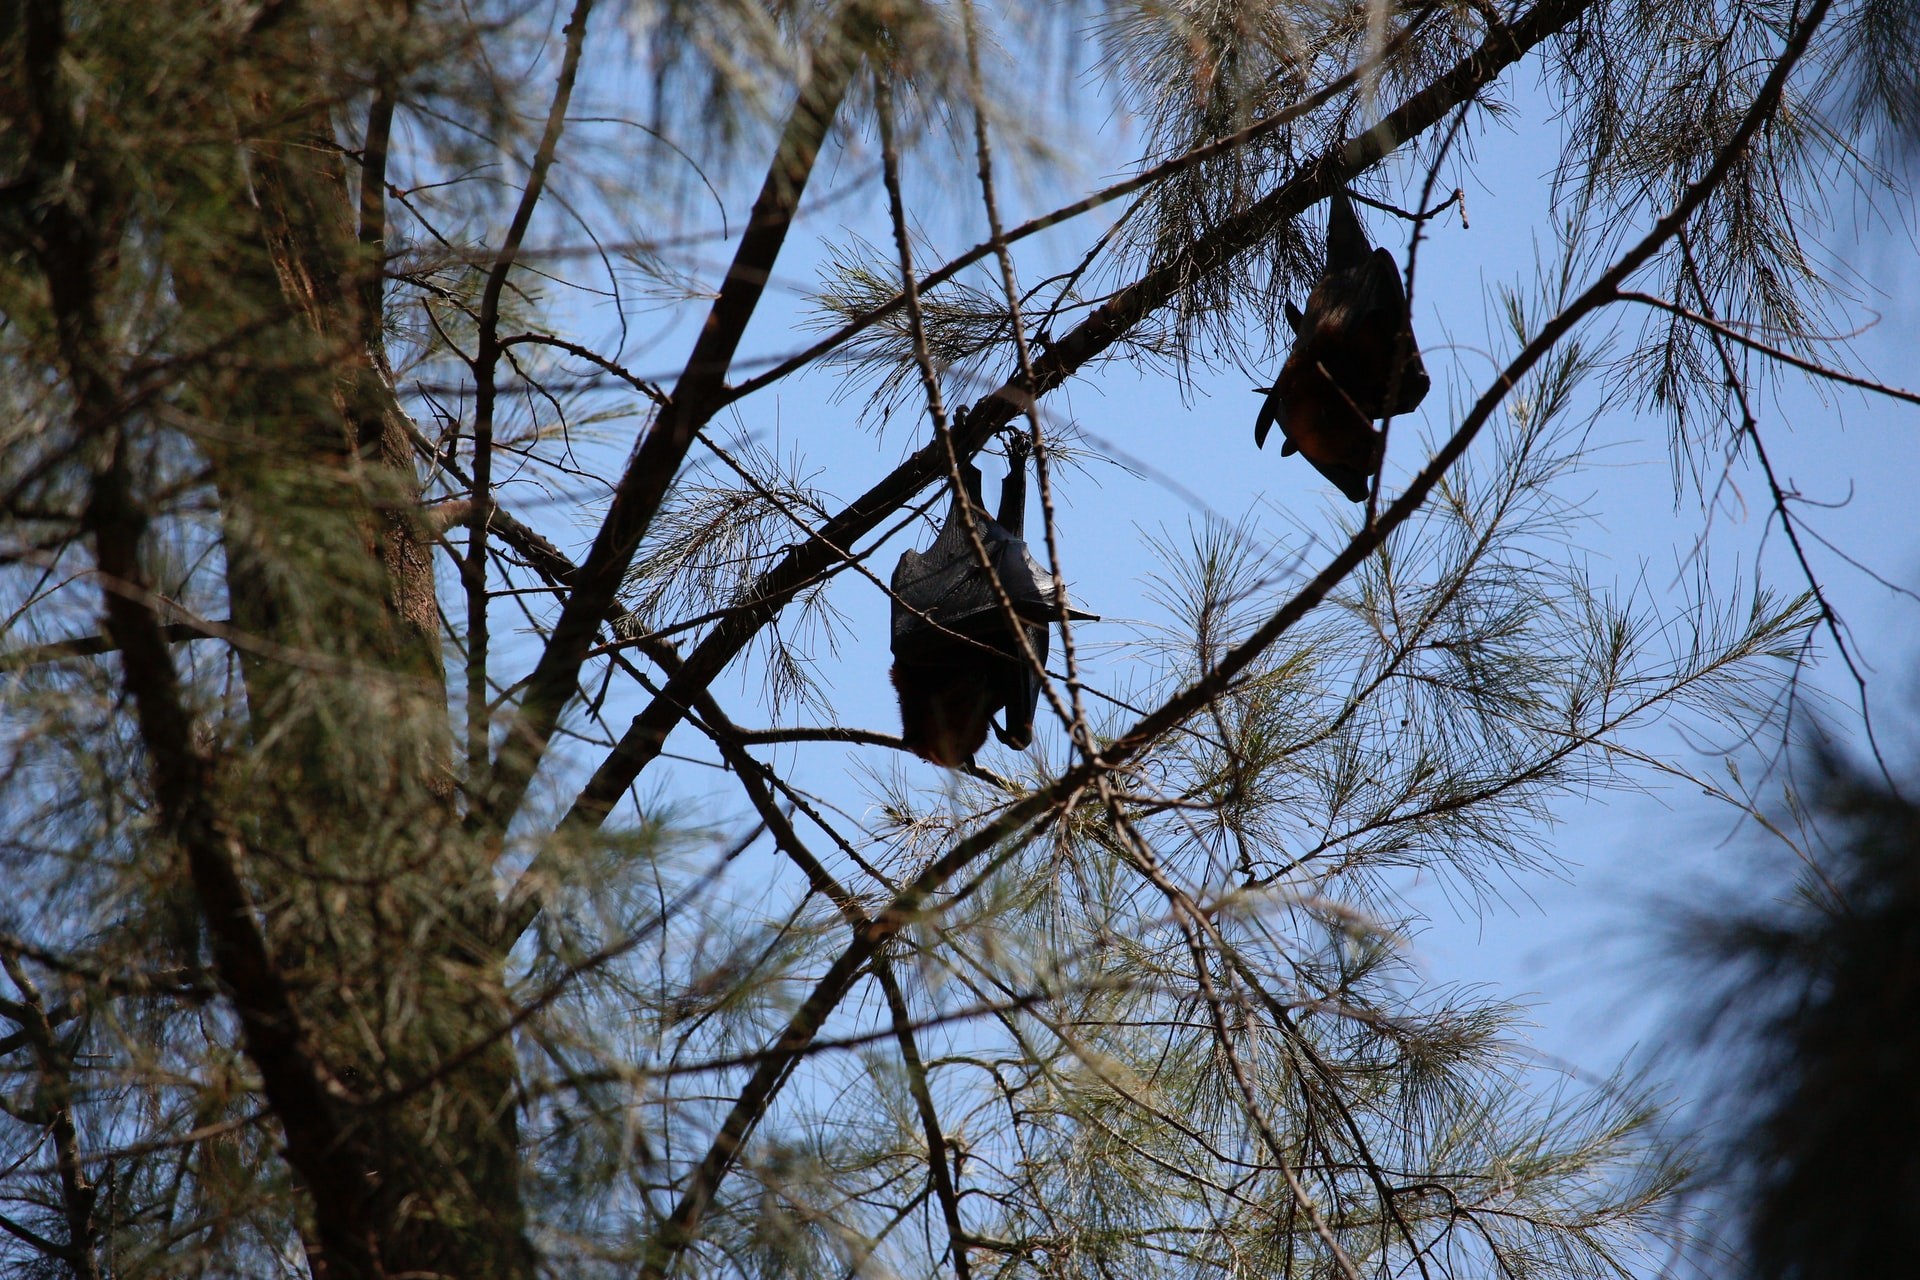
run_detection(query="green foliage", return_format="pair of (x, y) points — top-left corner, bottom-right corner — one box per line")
(0, 0), (1897, 1275)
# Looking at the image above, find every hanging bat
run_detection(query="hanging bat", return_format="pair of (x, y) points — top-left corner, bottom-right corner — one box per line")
(1254, 190), (1431, 502)
(889, 440), (1093, 767)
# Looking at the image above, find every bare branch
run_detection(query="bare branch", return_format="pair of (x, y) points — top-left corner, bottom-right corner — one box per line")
(482, 8), (865, 835)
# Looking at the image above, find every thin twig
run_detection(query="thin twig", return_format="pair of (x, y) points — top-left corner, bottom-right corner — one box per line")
(467, 0), (597, 782)
(1666, 243), (1901, 796)
(873, 959), (975, 1280)
(1, 953), (101, 1279)
(1616, 290), (1920, 408)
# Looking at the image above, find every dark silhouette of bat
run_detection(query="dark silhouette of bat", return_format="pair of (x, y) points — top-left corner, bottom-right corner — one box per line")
(1254, 190), (1430, 502)
(890, 439), (1092, 767)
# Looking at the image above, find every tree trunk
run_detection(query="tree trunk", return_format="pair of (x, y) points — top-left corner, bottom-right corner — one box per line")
(169, 56), (536, 1280)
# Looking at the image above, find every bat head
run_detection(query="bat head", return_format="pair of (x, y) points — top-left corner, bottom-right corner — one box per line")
(1309, 456), (1375, 504)
(892, 661), (997, 766)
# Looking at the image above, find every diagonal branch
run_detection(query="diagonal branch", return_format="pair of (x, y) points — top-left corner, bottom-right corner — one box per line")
(480, 7), (864, 833)
(1658, 246), (1903, 796)
(1616, 291), (1920, 409)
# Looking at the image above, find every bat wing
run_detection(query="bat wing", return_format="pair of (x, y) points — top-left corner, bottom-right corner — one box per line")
(991, 621), (1050, 749)
(1002, 539), (1097, 624)
(984, 528), (1054, 624)
(1293, 252), (1429, 420)
(1357, 248), (1429, 416)
(893, 501), (1088, 658)
(1263, 325), (1382, 502)
(1254, 382), (1291, 450)
(1309, 253), (1399, 342)
(891, 492), (1001, 656)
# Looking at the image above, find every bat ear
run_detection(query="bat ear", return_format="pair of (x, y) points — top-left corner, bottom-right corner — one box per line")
(1285, 300), (1305, 334)
(1254, 386), (1286, 449)
(1281, 438), (1298, 457)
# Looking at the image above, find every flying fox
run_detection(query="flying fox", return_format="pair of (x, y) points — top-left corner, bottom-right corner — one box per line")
(1254, 190), (1430, 502)
(889, 439), (1092, 766)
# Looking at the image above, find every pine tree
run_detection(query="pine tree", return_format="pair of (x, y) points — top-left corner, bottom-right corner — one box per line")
(1682, 745), (1920, 1280)
(0, 0), (1909, 1275)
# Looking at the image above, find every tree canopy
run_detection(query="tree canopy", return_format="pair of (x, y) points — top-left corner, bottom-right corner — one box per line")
(0, 0), (1913, 1275)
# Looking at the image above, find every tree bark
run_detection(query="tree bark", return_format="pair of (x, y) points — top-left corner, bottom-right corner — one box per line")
(163, 19), (536, 1277)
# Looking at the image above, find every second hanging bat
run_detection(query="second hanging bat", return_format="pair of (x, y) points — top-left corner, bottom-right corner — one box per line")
(1254, 190), (1431, 502)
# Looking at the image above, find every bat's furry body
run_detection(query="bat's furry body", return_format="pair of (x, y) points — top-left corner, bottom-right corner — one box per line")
(889, 448), (1090, 766)
(1255, 192), (1430, 502)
